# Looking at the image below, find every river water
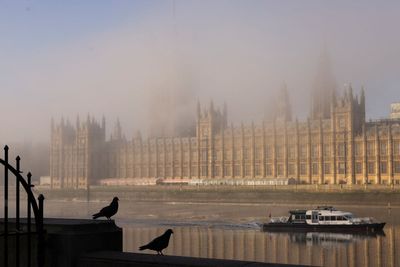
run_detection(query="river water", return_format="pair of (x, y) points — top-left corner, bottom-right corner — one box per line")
(2, 198), (400, 266)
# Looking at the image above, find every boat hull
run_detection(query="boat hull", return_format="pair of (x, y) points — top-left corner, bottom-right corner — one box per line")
(262, 222), (385, 233)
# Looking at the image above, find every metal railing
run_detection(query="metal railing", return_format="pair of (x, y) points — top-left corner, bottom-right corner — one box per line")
(1, 145), (45, 267)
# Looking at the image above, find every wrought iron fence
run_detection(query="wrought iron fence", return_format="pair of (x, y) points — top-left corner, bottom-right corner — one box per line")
(1, 145), (45, 267)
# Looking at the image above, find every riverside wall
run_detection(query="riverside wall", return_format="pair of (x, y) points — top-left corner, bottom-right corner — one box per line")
(36, 185), (400, 206)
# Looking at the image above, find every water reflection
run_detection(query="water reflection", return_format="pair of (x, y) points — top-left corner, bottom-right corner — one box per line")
(124, 225), (398, 267)
(279, 231), (385, 247)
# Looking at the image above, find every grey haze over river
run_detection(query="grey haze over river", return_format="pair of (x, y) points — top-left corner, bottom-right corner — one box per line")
(10, 198), (399, 267)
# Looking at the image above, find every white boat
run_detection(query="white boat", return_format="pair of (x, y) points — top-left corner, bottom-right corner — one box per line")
(263, 206), (385, 233)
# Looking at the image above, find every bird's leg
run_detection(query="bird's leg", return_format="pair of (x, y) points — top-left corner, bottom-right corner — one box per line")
(160, 251), (164, 256)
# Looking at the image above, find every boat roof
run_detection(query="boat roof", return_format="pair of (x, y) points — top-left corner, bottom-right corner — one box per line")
(289, 209), (307, 214)
(316, 206), (336, 211)
(306, 209), (353, 216)
(287, 206), (354, 216)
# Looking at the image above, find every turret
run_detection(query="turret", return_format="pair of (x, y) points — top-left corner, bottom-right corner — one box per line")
(196, 101), (226, 138)
(331, 85), (365, 135)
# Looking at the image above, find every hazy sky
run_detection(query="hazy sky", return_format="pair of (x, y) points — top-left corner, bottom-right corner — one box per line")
(1, 1), (399, 143)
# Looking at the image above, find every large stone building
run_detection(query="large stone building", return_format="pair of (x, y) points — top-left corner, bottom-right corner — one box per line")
(50, 51), (400, 188)
(50, 84), (400, 188)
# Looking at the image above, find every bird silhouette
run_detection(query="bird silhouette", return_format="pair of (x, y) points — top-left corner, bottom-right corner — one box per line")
(92, 197), (119, 220)
(139, 229), (174, 255)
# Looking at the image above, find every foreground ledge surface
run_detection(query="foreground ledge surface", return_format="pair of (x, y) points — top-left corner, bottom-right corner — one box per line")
(79, 251), (311, 267)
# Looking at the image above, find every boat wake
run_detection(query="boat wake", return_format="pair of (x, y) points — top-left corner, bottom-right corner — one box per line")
(158, 220), (263, 230)
(119, 219), (263, 230)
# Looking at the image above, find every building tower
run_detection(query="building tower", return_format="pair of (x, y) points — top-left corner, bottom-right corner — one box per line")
(50, 116), (106, 189)
(311, 47), (337, 119)
(196, 101), (227, 178)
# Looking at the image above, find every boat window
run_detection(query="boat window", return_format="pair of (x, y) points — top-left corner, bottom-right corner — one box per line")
(312, 211), (318, 223)
(319, 216), (324, 221)
(293, 214), (306, 220)
(337, 216), (346, 221)
(344, 215), (352, 220)
(331, 216), (336, 221)
(306, 215), (311, 220)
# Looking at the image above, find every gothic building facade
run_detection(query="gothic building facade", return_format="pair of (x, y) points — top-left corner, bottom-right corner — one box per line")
(50, 85), (400, 189)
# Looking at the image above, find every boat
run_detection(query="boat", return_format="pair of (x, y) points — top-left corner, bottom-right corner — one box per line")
(262, 206), (385, 233)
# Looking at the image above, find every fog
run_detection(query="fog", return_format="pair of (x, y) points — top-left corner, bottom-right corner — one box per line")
(1, 1), (400, 143)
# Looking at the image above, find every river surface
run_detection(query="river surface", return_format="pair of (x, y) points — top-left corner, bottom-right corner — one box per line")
(3, 199), (400, 266)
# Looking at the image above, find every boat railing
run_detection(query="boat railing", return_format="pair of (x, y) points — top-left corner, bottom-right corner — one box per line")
(270, 216), (289, 223)
(349, 217), (374, 224)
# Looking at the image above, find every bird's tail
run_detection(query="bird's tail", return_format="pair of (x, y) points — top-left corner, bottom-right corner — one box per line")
(92, 213), (101, 219)
(139, 245), (148, 251)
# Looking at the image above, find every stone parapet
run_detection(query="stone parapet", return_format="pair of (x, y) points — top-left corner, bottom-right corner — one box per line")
(78, 251), (308, 267)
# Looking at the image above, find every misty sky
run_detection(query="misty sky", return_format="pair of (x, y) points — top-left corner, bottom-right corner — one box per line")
(1, 0), (399, 143)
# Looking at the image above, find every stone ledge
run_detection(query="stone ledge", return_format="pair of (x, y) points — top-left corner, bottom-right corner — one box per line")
(79, 251), (311, 267)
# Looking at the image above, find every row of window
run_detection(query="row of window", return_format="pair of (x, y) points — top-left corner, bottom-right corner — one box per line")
(104, 141), (400, 164)
(107, 161), (400, 178)
(292, 214), (350, 221)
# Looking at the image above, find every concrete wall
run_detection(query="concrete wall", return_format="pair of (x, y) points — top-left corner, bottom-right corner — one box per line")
(78, 251), (307, 267)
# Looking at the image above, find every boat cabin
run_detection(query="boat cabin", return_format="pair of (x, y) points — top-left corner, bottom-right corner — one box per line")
(306, 207), (354, 225)
(288, 207), (355, 225)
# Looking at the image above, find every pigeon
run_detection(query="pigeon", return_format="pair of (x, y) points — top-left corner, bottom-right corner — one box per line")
(139, 229), (174, 255)
(92, 197), (119, 220)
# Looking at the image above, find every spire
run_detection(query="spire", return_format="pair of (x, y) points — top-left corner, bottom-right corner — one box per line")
(223, 102), (227, 117)
(135, 130), (142, 140)
(223, 102), (228, 126)
(102, 115), (106, 130)
(209, 100), (214, 115)
(360, 86), (365, 105)
(311, 46), (337, 119)
(76, 115), (80, 130)
(197, 100), (201, 119)
(345, 83), (354, 105)
(113, 118), (122, 140)
(51, 117), (55, 131)
(276, 82), (292, 122)
(360, 86), (366, 115)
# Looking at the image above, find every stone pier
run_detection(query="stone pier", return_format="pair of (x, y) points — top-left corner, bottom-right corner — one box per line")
(1, 218), (122, 267)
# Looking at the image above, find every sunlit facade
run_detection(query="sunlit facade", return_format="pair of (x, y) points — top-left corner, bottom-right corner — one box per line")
(50, 85), (400, 189)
